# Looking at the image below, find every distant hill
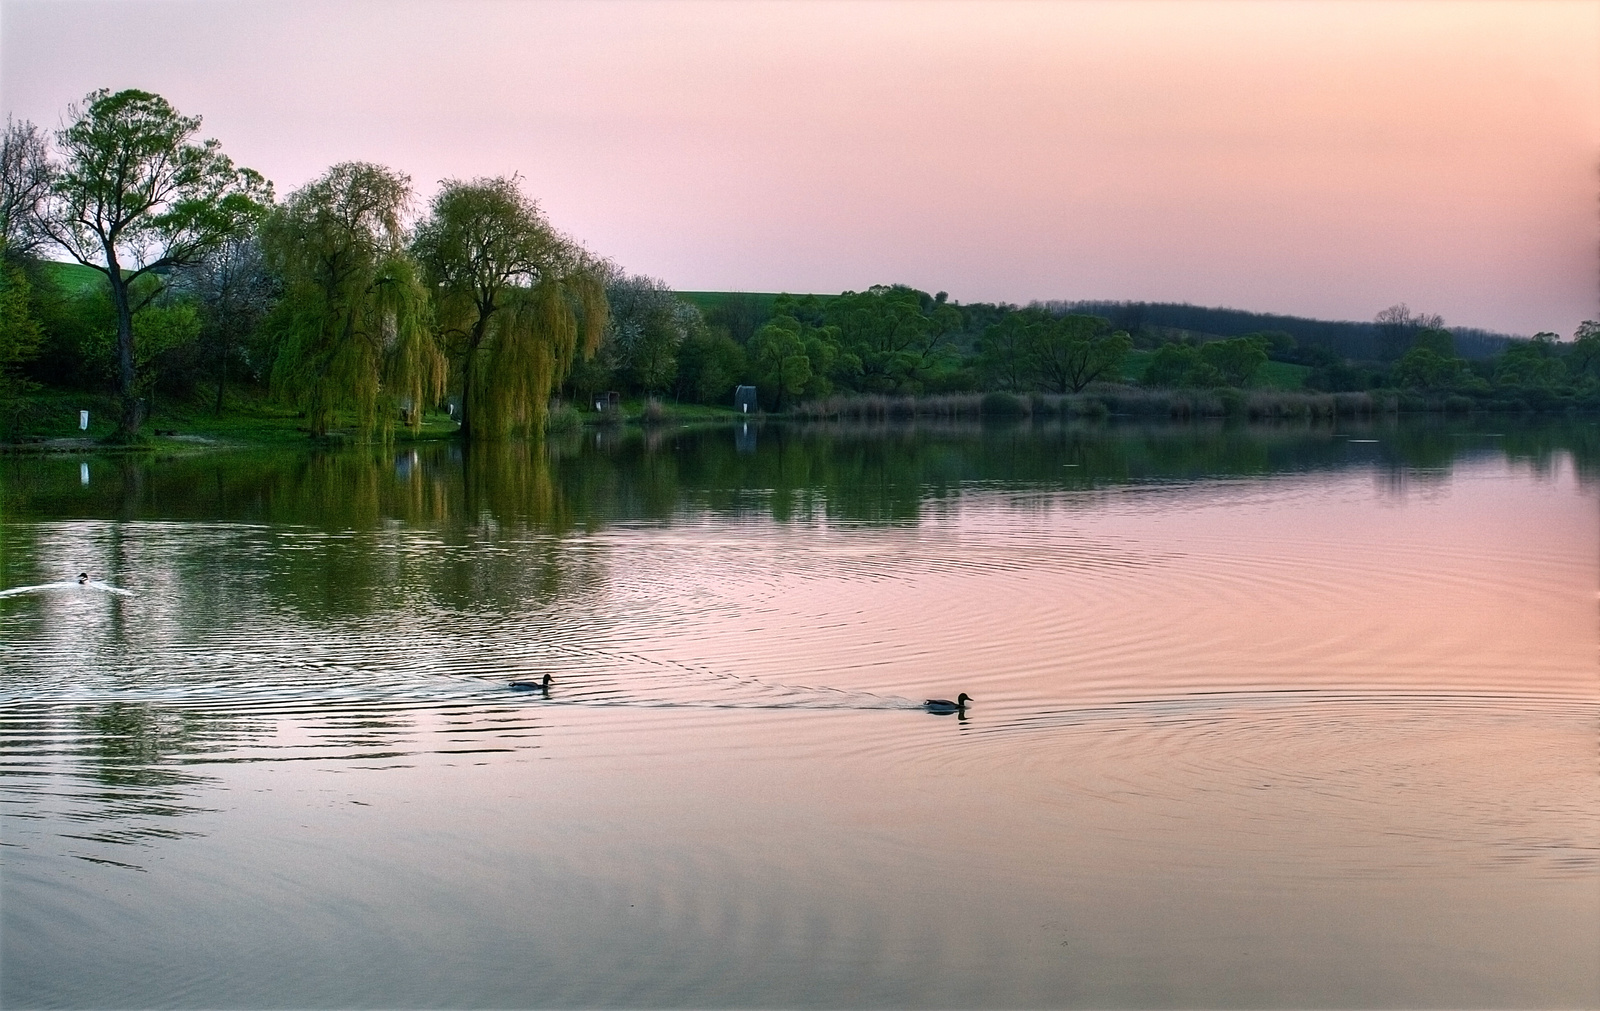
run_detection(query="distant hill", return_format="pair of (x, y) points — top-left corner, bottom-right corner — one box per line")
(676, 290), (1524, 361)
(39, 266), (1525, 362)
(676, 291), (784, 316)
(1051, 300), (1522, 361)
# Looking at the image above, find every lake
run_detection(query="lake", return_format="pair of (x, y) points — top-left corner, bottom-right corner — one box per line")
(1, 417), (1596, 1008)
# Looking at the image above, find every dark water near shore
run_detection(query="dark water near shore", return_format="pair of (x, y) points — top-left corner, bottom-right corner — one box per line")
(2, 417), (1597, 1008)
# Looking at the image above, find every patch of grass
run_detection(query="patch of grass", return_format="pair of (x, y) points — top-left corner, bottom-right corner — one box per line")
(675, 291), (782, 317)
(1257, 360), (1311, 390)
(3, 384), (462, 450)
(4, 389), (123, 442)
(39, 260), (108, 295)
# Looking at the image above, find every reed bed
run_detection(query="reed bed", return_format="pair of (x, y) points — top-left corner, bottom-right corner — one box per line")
(641, 397), (671, 424)
(786, 386), (1390, 421)
(790, 393), (985, 421)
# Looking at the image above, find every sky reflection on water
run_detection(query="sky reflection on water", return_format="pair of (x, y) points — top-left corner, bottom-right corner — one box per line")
(1, 418), (1596, 1008)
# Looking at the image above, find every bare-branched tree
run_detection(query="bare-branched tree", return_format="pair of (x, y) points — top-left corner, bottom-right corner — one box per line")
(1374, 303), (1445, 360)
(0, 117), (51, 259)
(169, 234), (279, 414)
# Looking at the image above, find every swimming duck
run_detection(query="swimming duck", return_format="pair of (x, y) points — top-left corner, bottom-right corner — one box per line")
(510, 673), (552, 694)
(923, 692), (972, 714)
(77, 572), (89, 585)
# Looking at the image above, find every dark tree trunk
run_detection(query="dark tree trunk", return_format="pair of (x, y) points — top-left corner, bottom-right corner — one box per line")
(459, 347), (477, 442)
(105, 259), (143, 440)
(458, 314), (491, 442)
(215, 323), (229, 416)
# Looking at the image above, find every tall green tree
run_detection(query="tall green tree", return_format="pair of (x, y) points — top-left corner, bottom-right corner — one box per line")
(1568, 321), (1600, 379)
(748, 316), (825, 410)
(1031, 314), (1131, 393)
(1142, 342), (1201, 387)
(704, 292), (770, 344)
(412, 176), (607, 440)
(1392, 346), (1468, 390)
(675, 326), (747, 404)
(1197, 336), (1269, 387)
(977, 308), (1043, 391)
(263, 162), (442, 438)
(1493, 335), (1567, 388)
(825, 285), (959, 393)
(39, 89), (270, 439)
(0, 258), (42, 434)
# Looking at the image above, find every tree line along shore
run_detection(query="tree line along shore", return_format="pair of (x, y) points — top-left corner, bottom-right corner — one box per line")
(3, 89), (1597, 449)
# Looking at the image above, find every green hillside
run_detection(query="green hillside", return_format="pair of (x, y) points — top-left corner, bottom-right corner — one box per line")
(41, 260), (107, 293)
(676, 291), (781, 316)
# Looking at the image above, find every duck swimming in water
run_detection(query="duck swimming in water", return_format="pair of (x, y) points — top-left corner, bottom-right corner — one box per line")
(0, 574), (130, 599)
(923, 692), (972, 714)
(510, 673), (552, 694)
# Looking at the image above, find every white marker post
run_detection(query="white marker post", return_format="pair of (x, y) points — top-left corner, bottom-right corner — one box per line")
(79, 410), (89, 431)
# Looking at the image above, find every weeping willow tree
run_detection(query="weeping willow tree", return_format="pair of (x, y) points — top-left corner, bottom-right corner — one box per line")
(262, 162), (445, 439)
(411, 176), (607, 441)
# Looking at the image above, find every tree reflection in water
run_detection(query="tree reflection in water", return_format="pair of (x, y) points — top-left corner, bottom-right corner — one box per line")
(0, 414), (1593, 863)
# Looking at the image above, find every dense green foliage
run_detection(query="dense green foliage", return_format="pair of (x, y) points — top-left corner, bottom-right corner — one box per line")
(412, 176), (606, 440)
(261, 162), (441, 439)
(1069, 299), (1516, 362)
(37, 89), (270, 439)
(0, 258), (43, 431)
(2, 88), (1596, 445)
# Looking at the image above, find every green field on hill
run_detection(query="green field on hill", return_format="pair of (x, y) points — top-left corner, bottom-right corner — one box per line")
(39, 260), (107, 293)
(675, 291), (784, 316)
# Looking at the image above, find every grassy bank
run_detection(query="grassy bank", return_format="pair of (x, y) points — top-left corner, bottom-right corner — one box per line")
(3, 386), (754, 453)
(7, 380), (1590, 454)
(2, 386), (460, 452)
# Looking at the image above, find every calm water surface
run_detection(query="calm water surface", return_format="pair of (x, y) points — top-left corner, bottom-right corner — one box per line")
(1, 419), (1596, 1008)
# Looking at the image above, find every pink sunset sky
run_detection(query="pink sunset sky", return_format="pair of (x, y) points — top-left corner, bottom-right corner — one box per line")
(2, 0), (1596, 337)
